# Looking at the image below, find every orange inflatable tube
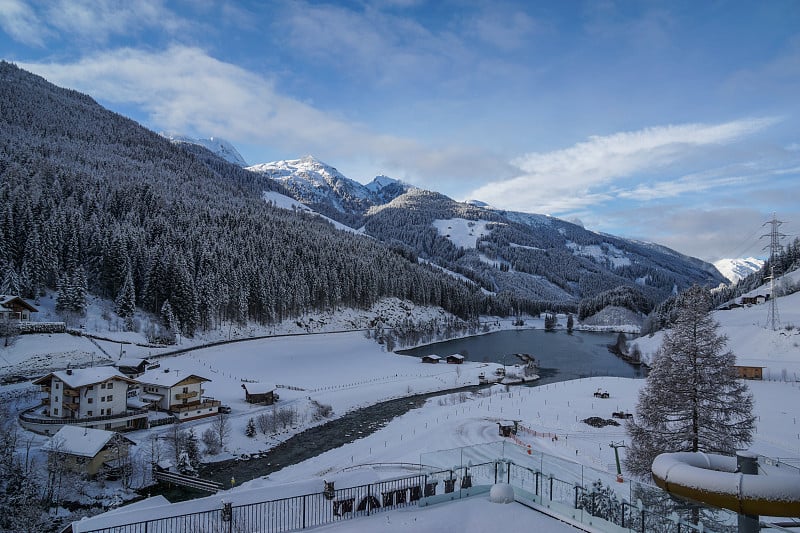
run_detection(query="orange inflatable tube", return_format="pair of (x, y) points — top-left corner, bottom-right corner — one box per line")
(651, 452), (800, 517)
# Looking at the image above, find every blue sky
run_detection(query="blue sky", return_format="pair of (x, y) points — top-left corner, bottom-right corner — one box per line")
(1, 0), (799, 262)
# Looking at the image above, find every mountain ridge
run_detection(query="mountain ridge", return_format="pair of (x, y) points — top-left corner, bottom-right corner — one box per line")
(244, 155), (727, 309)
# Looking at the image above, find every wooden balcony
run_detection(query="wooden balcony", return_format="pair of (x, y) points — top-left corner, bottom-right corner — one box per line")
(64, 401), (79, 411)
(175, 390), (199, 400)
(171, 400), (221, 413)
(63, 389), (80, 397)
(41, 397), (50, 405)
(41, 386), (51, 393)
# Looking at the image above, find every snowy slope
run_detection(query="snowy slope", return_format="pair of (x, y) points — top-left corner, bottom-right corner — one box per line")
(432, 218), (494, 249)
(261, 191), (362, 234)
(160, 133), (248, 166)
(634, 268), (800, 377)
(714, 257), (764, 283)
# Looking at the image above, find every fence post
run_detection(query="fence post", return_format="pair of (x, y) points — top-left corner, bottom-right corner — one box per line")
(367, 484), (372, 516)
(221, 500), (232, 533)
(302, 494), (306, 529)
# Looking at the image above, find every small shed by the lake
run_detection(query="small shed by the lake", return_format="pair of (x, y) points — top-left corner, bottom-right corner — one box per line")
(114, 358), (150, 378)
(421, 355), (441, 364)
(734, 365), (764, 380)
(446, 354), (465, 364)
(241, 382), (277, 405)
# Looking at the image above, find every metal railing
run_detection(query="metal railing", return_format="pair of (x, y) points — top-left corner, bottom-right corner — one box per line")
(18, 406), (149, 425)
(78, 474), (429, 532)
(74, 442), (796, 533)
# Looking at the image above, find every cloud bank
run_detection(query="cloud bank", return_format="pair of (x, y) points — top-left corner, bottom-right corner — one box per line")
(466, 118), (780, 213)
(20, 45), (510, 184)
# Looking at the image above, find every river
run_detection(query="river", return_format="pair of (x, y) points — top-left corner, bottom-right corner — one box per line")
(156, 329), (644, 500)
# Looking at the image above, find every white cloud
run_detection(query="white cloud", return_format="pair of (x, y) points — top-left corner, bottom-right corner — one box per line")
(465, 118), (780, 213)
(462, 8), (538, 51)
(278, 1), (464, 87)
(0, 0), (48, 46)
(43, 0), (184, 43)
(19, 46), (507, 185)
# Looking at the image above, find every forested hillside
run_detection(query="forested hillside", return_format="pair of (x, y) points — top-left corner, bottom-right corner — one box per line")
(359, 188), (725, 314)
(0, 62), (500, 337)
(245, 150), (727, 317)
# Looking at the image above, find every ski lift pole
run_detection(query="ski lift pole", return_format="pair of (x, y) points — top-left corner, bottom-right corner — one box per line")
(609, 441), (626, 482)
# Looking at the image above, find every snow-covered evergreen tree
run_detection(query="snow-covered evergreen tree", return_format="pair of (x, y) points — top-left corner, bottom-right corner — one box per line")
(625, 286), (755, 477)
(577, 479), (620, 523)
(245, 418), (257, 438)
(56, 266), (87, 316)
(115, 270), (136, 321)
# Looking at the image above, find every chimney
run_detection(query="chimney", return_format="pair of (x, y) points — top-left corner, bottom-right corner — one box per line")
(66, 368), (72, 375)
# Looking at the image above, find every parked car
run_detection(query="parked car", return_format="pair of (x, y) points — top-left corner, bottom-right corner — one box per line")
(219, 405), (232, 414)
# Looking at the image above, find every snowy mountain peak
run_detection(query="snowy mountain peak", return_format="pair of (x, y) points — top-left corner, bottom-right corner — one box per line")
(247, 158), (411, 217)
(365, 175), (405, 192)
(161, 133), (248, 166)
(713, 257), (765, 283)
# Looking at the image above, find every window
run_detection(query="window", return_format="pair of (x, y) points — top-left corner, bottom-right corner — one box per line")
(101, 408), (105, 415)
(87, 410), (93, 416)
(55, 397), (59, 402)
(107, 382), (113, 389)
(55, 383), (60, 389)
(53, 408), (59, 415)
(87, 398), (93, 404)
(183, 386), (188, 393)
(107, 395), (113, 401)
(100, 396), (105, 402)
(101, 383), (106, 389)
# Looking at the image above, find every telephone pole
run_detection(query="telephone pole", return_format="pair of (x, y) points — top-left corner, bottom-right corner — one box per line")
(761, 213), (786, 331)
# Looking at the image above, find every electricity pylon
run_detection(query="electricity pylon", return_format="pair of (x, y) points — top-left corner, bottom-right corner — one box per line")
(761, 213), (786, 331)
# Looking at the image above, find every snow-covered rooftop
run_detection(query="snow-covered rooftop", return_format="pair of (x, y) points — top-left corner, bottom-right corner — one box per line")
(36, 366), (134, 389)
(137, 368), (210, 387)
(42, 426), (120, 457)
(242, 382), (276, 394)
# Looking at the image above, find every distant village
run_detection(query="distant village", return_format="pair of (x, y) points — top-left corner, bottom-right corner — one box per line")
(3, 293), (285, 481)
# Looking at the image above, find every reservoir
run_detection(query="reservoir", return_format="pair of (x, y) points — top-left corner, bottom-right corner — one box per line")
(397, 328), (646, 384)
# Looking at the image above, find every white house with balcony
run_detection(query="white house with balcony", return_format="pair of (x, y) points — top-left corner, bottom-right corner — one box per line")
(136, 368), (219, 421)
(25, 367), (148, 435)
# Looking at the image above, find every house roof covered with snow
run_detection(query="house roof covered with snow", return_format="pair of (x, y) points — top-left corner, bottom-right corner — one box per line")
(42, 426), (132, 458)
(33, 366), (137, 388)
(242, 382), (276, 394)
(137, 368), (210, 387)
(115, 357), (149, 368)
(0, 294), (38, 312)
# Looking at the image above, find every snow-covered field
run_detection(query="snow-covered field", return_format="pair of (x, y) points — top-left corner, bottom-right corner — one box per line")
(5, 273), (800, 532)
